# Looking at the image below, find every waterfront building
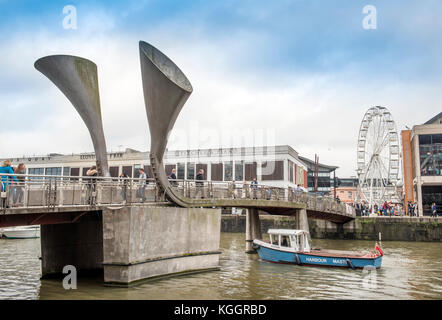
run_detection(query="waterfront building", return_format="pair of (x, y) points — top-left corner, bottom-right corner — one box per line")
(401, 112), (442, 216)
(330, 178), (359, 204)
(1, 145), (308, 189)
(298, 156), (338, 195)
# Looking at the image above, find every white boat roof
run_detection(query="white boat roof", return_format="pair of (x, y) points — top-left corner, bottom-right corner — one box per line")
(267, 229), (310, 236)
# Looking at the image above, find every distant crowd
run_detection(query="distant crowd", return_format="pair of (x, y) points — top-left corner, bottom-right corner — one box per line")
(352, 200), (438, 217)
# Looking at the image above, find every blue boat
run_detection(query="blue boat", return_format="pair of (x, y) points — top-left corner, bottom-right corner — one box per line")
(253, 229), (383, 269)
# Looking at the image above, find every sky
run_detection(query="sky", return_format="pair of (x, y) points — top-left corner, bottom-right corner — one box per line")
(0, 0), (441, 177)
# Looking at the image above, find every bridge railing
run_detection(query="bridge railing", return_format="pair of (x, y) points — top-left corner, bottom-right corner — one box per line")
(1, 173), (162, 211)
(1, 173), (355, 217)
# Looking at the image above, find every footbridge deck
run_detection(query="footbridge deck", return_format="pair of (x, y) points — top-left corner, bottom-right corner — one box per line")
(1, 174), (355, 227)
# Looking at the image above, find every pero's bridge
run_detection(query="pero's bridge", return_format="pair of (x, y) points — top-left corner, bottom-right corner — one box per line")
(1, 173), (354, 227)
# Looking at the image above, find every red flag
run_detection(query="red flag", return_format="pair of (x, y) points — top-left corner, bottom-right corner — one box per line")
(375, 243), (384, 256)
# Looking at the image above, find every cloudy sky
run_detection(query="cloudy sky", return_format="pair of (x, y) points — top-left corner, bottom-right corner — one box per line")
(0, 0), (441, 177)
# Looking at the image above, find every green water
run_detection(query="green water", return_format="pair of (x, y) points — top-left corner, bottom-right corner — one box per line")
(0, 233), (441, 300)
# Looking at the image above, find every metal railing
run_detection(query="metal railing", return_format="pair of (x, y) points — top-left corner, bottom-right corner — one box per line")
(0, 173), (355, 217)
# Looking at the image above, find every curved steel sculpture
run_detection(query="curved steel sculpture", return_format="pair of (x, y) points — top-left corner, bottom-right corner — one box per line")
(139, 41), (195, 206)
(35, 55), (109, 176)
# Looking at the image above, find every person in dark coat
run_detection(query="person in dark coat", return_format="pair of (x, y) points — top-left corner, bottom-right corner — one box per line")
(195, 169), (205, 199)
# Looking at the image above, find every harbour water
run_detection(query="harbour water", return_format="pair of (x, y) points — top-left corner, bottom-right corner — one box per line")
(0, 233), (441, 300)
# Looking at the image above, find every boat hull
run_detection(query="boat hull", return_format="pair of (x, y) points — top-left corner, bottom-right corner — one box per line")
(255, 242), (382, 269)
(1, 226), (40, 239)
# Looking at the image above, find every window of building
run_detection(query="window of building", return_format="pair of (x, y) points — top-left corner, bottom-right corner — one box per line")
(187, 162), (195, 180)
(177, 163), (185, 180)
(28, 168), (44, 180)
(261, 161), (284, 181)
(419, 134), (442, 176)
(45, 167), (62, 176)
(122, 166), (133, 178)
(109, 166), (119, 177)
(133, 164), (142, 178)
(211, 163), (223, 181)
(244, 162), (257, 181)
(235, 161), (244, 181)
(224, 161), (233, 181)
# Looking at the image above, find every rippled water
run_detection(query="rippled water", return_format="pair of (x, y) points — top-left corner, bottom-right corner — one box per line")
(0, 238), (41, 300)
(1, 233), (441, 299)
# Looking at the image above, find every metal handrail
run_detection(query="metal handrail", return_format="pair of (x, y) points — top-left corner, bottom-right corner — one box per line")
(1, 173), (355, 217)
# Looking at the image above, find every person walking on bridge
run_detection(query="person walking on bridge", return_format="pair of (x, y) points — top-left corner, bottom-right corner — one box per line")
(138, 168), (147, 203)
(195, 169), (205, 199)
(0, 160), (17, 209)
(168, 168), (178, 187)
(13, 163), (26, 207)
(251, 177), (258, 199)
(431, 203), (437, 217)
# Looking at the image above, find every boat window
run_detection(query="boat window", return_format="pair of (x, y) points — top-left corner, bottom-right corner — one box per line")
(281, 235), (290, 247)
(271, 234), (279, 245)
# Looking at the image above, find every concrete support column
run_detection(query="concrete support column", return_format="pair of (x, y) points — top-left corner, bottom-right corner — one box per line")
(40, 212), (103, 278)
(245, 208), (262, 253)
(296, 208), (309, 233)
(102, 206), (221, 286)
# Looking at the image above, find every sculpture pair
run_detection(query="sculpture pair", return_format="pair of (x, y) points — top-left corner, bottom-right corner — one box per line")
(35, 41), (192, 206)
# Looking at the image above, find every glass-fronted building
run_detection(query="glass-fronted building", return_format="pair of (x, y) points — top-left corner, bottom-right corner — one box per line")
(402, 112), (442, 216)
(1, 145), (309, 190)
(298, 156), (338, 195)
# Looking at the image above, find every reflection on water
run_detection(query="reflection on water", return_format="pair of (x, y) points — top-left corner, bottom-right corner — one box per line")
(1, 233), (441, 300)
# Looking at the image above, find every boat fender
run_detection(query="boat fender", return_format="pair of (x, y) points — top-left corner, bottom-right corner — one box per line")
(252, 243), (259, 250)
(294, 253), (301, 265)
(346, 258), (355, 270)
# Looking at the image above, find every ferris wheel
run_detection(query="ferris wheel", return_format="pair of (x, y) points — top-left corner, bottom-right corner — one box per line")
(356, 106), (401, 210)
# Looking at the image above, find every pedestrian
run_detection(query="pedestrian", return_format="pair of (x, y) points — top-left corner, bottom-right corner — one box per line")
(242, 180), (249, 199)
(0, 160), (17, 208)
(195, 169), (205, 199)
(13, 163), (26, 207)
(168, 168), (178, 187)
(137, 168), (147, 203)
(119, 173), (129, 204)
(431, 203), (437, 217)
(382, 201), (389, 216)
(251, 177), (258, 199)
(86, 165), (98, 205)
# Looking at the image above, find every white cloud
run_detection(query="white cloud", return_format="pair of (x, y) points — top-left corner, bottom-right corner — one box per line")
(1, 7), (441, 180)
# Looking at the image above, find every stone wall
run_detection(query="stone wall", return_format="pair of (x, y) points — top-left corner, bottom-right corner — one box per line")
(221, 214), (442, 242)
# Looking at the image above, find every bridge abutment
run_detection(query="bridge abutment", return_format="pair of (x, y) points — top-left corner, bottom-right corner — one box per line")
(102, 206), (221, 286)
(245, 208), (262, 253)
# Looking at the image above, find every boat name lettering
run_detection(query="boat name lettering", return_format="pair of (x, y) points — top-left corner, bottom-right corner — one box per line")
(306, 257), (327, 263)
(332, 259), (346, 264)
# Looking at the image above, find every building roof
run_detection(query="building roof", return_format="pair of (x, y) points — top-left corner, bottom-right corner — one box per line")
(424, 112), (442, 125)
(298, 156), (339, 172)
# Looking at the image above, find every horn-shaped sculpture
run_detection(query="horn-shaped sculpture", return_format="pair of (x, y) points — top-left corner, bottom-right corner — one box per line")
(139, 41), (194, 206)
(35, 55), (109, 176)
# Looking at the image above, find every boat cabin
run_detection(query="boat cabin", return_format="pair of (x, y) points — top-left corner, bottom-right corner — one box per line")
(268, 229), (311, 252)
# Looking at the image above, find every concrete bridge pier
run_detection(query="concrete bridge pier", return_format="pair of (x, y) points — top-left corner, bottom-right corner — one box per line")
(296, 208), (309, 233)
(102, 206), (221, 286)
(245, 208), (262, 253)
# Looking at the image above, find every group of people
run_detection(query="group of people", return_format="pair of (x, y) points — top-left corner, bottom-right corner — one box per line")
(354, 201), (405, 216)
(0, 160), (26, 208)
(118, 168), (149, 204)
